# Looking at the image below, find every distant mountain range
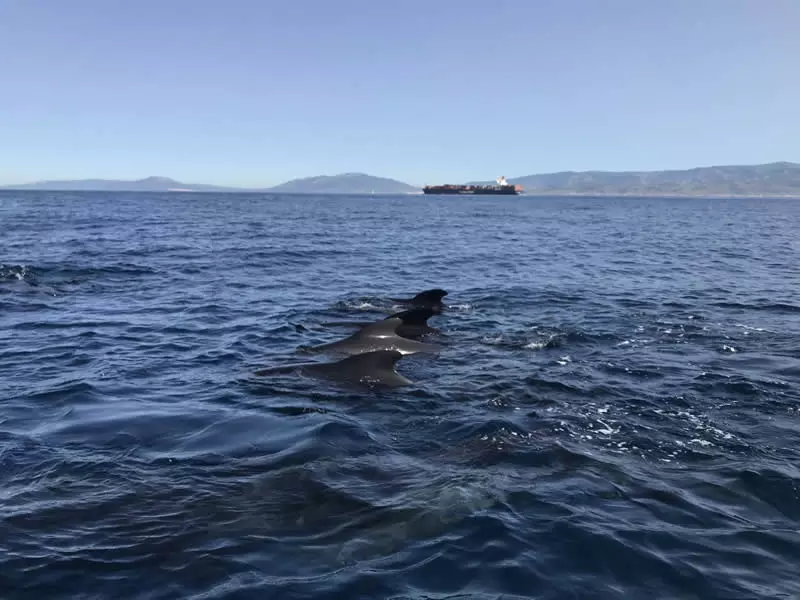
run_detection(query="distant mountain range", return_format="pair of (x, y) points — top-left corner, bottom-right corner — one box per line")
(4, 162), (800, 196)
(470, 162), (800, 197)
(0, 173), (416, 194)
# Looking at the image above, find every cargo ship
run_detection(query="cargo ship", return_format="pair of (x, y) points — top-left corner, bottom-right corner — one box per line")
(422, 176), (523, 195)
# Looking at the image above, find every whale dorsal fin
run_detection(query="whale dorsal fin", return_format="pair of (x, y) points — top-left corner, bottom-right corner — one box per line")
(389, 288), (448, 304)
(411, 289), (448, 303)
(386, 308), (435, 326)
(357, 317), (402, 339)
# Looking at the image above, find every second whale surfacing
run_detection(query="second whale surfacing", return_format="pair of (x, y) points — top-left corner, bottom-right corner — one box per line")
(255, 349), (413, 388)
(390, 288), (448, 312)
(303, 317), (443, 357)
(321, 308), (440, 340)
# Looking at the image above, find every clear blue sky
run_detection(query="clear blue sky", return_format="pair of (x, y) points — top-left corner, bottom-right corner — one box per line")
(1, 0), (798, 187)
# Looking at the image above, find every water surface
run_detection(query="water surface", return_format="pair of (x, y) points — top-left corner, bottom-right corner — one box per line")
(2, 191), (799, 599)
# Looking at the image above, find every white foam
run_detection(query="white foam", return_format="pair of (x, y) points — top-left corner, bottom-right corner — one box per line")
(352, 302), (379, 310)
(447, 303), (473, 311)
(735, 323), (768, 333)
(525, 340), (547, 350)
(594, 419), (618, 435)
(689, 438), (712, 447)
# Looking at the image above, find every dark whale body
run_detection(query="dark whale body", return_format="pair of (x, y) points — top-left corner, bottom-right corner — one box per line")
(254, 349), (413, 388)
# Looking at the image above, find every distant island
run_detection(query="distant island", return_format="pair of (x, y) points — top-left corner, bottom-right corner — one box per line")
(266, 173), (418, 195)
(3, 162), (800, 197)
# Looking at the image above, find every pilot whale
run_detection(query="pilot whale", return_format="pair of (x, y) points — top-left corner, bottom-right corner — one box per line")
(321, 308), (440, 340)
(303, 317), (442, 356)
(390, 289), (448, 312)
(255, 349), (413, 388)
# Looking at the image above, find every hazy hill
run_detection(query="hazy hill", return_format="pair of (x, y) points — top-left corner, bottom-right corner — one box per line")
(2, 176), (234, 192)
(2, 173), (419, 194)
(470, 162), (800, 196)
(265, 173), (419, 194)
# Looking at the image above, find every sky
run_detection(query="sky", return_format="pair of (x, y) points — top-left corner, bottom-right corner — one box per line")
(1, 0), (799, 187)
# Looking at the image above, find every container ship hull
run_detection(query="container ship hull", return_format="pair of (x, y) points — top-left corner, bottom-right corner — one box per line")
(422, 185), (521, 195)
(422, 177), (523, 196)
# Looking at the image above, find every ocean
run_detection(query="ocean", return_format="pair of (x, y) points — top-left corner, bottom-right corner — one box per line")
(1, 190), (799, 599)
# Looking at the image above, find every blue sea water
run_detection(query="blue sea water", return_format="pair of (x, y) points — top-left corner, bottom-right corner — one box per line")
(1, 190), (799, 599)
